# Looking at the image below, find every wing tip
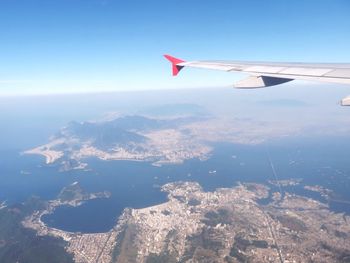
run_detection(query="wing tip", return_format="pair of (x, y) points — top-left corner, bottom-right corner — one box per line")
(164, 54), (185, 76)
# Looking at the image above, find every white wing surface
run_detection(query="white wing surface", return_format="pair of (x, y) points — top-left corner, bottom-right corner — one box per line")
(164, 55), (350, 88)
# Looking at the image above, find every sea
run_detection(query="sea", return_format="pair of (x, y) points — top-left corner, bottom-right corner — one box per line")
(1, 90), (350, 233)
(1, 137), (350, 233)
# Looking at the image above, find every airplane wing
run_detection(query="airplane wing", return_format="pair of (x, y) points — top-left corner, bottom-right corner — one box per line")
(164, 54), (350, 105)
(164, 54), (350, 88)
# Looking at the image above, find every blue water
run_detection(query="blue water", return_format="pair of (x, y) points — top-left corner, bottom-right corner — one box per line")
(0, 150), (72, 203)
(1, 136), (350, 233)
(39, 137), (350, 233)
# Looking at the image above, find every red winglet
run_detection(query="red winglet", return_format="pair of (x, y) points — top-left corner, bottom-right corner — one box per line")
(164, 54), (185, 76)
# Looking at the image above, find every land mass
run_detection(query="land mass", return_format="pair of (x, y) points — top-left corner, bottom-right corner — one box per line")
(23, 113), (300, 171)
(0, 197), (74, 263)
(22, 182), (350, 263)
(23, 115), (212, 169)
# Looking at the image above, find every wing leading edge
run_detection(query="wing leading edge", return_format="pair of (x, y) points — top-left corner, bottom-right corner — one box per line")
(164, 55), (350, 89)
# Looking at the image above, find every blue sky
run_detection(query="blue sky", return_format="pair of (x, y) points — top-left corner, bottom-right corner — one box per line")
(0, 0), (350, 95)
